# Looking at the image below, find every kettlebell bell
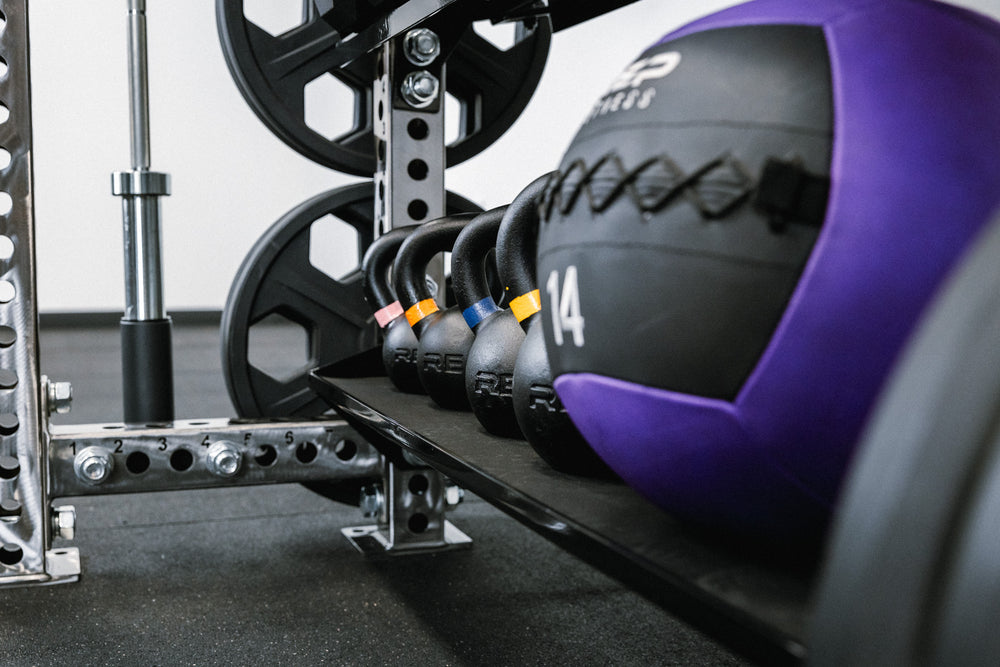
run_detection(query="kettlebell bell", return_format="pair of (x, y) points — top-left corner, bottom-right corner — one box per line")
(498, 175), (612, 475)
(452, 206), (525, 438)
(394, 214), (478, 410)
(361, 224), (427, 394)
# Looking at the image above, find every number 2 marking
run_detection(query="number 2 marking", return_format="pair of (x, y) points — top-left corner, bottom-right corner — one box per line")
(546, 266), (585, 347)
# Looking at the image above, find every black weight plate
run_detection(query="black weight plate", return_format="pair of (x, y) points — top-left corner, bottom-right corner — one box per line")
(217, 1), (551, 175)
(222, 182), (481, 418)
(808, 211), (1000, 666)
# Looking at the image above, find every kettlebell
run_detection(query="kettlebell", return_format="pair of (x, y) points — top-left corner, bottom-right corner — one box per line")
(394, 214), (477, 410)
(497, 175), (612, 475)
(360, 224), (427, 394)
(452, 206), (525, 438)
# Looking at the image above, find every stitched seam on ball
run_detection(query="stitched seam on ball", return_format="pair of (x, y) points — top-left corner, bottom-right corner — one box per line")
(540, 151), (756, 223)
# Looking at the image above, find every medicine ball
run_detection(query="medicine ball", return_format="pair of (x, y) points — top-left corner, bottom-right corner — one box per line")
(536, 0), (1000, 541)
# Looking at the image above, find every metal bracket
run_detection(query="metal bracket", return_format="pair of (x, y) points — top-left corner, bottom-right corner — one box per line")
(342, 460), (471, 556)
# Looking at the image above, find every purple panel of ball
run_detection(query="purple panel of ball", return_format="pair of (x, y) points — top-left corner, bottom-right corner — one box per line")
(537, 0), (1000, 541)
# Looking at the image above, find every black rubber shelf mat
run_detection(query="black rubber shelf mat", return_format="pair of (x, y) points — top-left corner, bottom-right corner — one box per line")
(310, 370), (818, 666)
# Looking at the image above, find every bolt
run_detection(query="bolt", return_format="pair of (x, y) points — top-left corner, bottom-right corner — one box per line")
(445, 484), (465, 508)
(400, 70), (440, 109)
(359, 483), (384, 519)
(45, 377), (73, 416)
(206, 441), (243, 478)
(404, 28), (441, 66)
(52, 505), (76, 540)
(74, 446), (114, 485)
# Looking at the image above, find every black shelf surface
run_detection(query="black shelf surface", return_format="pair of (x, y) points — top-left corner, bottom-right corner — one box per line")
(310, 371), (817, 666)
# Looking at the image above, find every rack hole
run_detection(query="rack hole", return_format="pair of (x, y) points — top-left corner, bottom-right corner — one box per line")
(408, 513), (429, 534)
(254, 444), (278, 467)
(334, 439), (357, 461)
(0, 103), (9, 125)
(126, 451), (150, 474)
(169, 448), (194, 471)
(295, 441), (318, 464)
(0, 192), (12, 216)
(0, 543), (23, 565)
(408, 474), (429, 496)
(0, 57), (7, 79)
(407, 199), (428, 221)
(0, 147), (10, 170)
(407, 159), (428, 181)
(0, 281), (14, 303)
(407, 118), (429, 140)
(0, 236), (12, 261)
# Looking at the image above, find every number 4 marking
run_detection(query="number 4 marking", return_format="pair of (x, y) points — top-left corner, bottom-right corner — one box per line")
(546, 266), (585, 347)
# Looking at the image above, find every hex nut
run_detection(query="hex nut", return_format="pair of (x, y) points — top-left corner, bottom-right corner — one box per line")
(52, 505), (76, 540)
(403, 28), (441, 66)
(400, 70), (440, 109)
(47, 380), (73, 415)
(74, 446), (114, 485)
(206, 441), (243, 478)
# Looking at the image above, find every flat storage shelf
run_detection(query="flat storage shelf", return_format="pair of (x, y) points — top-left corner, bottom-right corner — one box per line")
(310, 371), (818, 666)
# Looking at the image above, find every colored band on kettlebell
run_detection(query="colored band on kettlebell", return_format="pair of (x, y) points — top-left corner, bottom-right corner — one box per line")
(405, 298), (439, 327)
(374, 301), (404, 328)
(462, 297), (501, 329)
(510, 289), (542, 323)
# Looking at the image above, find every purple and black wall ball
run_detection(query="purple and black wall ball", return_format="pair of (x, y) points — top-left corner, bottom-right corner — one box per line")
(535, 0), (1000, 541)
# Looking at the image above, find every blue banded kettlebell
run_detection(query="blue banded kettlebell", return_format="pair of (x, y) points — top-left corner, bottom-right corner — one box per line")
(452, 206), (526, 438)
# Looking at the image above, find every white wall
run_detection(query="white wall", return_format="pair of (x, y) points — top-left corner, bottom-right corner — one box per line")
(28, 0), (1000, 312)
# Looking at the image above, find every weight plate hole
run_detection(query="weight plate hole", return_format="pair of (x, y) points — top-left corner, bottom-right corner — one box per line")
(408, 513), (429, 534)
(242, 1), (302, 36)
(125, 451), (150, 474)
(309, 214), (359, 281)
(407, 159), (429, 181)
(305, 73), (357, 140)
(472, 19), (518, 51)
(407, 118), (428, 140)
(334, 439), (357, 461)
(169, 448), (194, 472)
(408, 474), (429, 496)
(247, 313), (311, 382)
(254, 444), (278, 467)
(407, 199), (429, 221)
(295, 441), (318, 464)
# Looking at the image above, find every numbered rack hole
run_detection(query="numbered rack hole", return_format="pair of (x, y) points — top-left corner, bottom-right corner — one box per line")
(126, 451), (150, 474)
(295, 441), (318, 464)
(334, 439), (357, 461)
(254, 444), (277, 467)
(169, 448), (194, 472)
(408, 474), (429, 496)
(408, 513), (429, 534)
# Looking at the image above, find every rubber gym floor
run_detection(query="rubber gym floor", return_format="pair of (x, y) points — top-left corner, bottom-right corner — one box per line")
(0, 315), (748, 666)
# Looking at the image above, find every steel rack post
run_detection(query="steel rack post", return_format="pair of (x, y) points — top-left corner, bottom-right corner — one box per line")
(0, 0), (81, 587)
